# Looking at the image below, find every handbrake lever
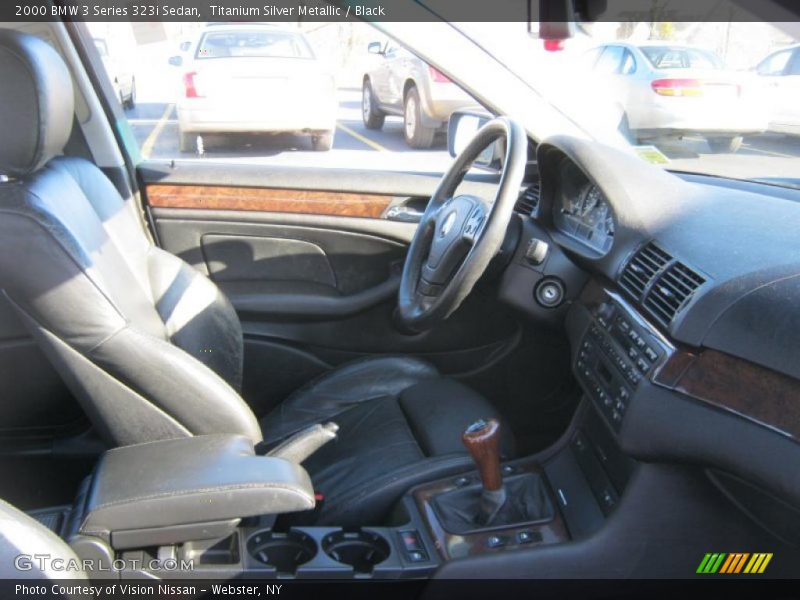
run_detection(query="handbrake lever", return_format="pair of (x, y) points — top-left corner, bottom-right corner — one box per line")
(267, 422), (339, 463)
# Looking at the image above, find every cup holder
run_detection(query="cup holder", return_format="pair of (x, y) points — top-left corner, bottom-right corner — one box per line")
(247, 530), (316, 574)
(322, 530), (390, 573)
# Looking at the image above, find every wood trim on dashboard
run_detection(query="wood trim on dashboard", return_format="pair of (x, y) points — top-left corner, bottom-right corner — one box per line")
(580, 278), (800, 441)
(653, 349), (800, 441)
(145, 184), (395, 219)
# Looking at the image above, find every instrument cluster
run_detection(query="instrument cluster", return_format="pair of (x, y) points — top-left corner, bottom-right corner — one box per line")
(552, 160), (615, 254)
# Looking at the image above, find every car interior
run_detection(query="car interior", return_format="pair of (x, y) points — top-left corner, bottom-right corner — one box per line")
(0, 17), (799, 583)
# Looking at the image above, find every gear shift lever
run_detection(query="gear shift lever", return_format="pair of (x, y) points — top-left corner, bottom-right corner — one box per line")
(462, 418), (507, 525)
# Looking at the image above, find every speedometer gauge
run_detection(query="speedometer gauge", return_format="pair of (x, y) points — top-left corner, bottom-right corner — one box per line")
(579, 185), (603, 217)
(553, 171), (615, 254)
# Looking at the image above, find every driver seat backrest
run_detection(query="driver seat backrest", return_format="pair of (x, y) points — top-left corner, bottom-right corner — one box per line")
(0, 29), (262, 446)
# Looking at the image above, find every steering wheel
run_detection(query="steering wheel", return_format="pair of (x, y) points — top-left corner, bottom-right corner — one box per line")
(397, 117), (528, 332)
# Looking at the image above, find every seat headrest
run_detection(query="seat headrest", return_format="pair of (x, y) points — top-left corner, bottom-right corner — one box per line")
(0, 29), (74, 178)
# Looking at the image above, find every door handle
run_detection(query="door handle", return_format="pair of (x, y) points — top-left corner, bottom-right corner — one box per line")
(384, 205), (424, 223)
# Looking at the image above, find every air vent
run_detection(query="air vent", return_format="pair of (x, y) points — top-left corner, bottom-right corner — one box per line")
(515, 183), (540, 216)
(619, 243), (672, 300)
(644, 262), (706, 325)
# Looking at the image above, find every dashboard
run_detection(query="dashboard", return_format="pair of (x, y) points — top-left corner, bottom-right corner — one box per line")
(552, 159), (615, 254)
(497, 133), (800, 519)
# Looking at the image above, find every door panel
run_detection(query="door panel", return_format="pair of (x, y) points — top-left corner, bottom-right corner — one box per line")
(141, 161), (521, 416)
(154, 214), (406, 298)
(202, 235), (337, 287)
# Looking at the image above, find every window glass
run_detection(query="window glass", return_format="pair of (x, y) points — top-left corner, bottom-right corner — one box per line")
(86, 22), (482, 172)
(84, 21), (800, 184)
(758, 49), (792, 75)
(685, 49), (721, 69)
(621, 50), (636, 75)
(594, 46), (624, 74)
(196, 29), (314, 60)
(641, 46), (723, 69)
(788, 51), (800, 75)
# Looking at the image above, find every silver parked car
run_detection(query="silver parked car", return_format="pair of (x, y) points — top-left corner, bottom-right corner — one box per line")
(585, 42), (766, 152)
(171, 23), (337, 152)
(362, 42), (477, 148)
(754, 44), (800, 136)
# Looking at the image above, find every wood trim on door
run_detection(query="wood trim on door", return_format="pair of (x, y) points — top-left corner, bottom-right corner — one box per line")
(146, 184), (395, 219)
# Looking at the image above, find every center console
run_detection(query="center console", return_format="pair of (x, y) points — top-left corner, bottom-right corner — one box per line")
(573, 289), (671, 433)
(41, 414), (632, 579)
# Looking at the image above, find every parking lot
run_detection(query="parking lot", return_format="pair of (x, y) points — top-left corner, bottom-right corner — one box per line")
(125, 87), (454, 173)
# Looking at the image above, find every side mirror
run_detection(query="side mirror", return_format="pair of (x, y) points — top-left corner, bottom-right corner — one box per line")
(367, 41), (384, 55)
(168, 55), (183, 67)
(447, 111), (502, 169)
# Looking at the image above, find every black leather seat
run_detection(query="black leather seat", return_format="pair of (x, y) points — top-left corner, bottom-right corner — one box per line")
(0, 30), (513, 526)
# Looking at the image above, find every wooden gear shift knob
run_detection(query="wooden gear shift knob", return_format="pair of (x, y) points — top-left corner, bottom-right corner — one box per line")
(461, 418), (503, 492)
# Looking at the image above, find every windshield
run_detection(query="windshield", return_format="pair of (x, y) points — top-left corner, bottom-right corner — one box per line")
(441, 22), (800, 187)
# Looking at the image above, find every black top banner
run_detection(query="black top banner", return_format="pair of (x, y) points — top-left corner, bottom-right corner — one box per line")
(3, 0), (800, 23)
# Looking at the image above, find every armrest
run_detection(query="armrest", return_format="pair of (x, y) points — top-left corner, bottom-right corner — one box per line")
(75, 435), (313, 548)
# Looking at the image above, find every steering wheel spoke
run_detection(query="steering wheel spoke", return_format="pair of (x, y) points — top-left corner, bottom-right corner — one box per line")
(397, 117), (527, 332)
(462, 205), (488, 245)
(417, 278), (444, 297)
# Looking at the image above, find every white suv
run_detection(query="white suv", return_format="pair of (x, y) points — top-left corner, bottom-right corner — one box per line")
(361, 43), (477, 148)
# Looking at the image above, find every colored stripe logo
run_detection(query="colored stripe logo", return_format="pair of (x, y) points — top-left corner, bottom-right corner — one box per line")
(697, 553), (773, 574)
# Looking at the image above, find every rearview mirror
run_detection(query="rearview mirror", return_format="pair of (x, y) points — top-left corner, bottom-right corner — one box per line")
(168, 55), (183, 67)
(447, 111), (502, 169)
(367, 41), (384, 55)
(532, 0), (607, 38)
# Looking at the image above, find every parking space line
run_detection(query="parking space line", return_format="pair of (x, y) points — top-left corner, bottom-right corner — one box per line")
(336, 122), (389, 152)
(140, 103), (175, 159)
(742, 145), (796, 159)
